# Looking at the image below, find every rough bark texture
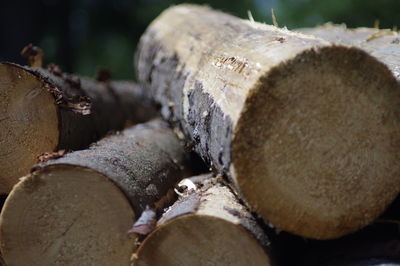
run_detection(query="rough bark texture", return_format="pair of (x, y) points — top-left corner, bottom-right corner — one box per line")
(133, 174), (271, 266)
(297, 24), (400, 80)
(0, 62), (157, 195)
(34, 119), (187, 214)
(136, 4), (400, 239)
(0, 119), (188, 266)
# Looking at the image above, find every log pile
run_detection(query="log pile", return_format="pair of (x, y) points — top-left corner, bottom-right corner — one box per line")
(0, 59), (156, 195)
(0, 4), (399, 266)
(137, 4), (400, 240)
(0, 119), (188, 265)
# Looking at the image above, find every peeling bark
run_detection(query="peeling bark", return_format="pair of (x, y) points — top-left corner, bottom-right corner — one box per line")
(0, 62), (157, 194)
(136, 4), (400, 239)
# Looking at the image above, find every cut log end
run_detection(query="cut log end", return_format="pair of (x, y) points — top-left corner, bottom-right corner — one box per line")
(138, 4), (400, 239)
(134, 177), (271, 266)
(233, 46), (400, 239)
(0, 165), (135, 266)
(134, 215), (270, 266)
(0, 63), (59, 195)
(134, 178), (271, 266)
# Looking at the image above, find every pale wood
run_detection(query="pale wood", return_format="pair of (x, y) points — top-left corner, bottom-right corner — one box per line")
(297, 24), (400, 80)
(133, 174), (271, 266)
(0, 62), (156, 195)
(136, 4), (400, 239)
(0, 119), (188, 266)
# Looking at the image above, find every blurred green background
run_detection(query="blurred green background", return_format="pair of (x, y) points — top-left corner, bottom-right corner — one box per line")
(1, 0), (399, 80)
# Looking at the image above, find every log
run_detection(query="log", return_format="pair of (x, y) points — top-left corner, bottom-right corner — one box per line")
(0, 62), (157, 195)
(132, 174), (272, 266)
(136, 4), (400, 239)
(297, 24), (400, 80)
(0, 119), (188, 266)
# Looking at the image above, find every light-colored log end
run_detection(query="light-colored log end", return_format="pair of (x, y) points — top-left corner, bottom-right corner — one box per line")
(134, 215), (270, 266)
(134, 180), (271, 266)
(0, 63), (59, 194)
(233, 46), (400, 239)
(0, 165), (135, 266)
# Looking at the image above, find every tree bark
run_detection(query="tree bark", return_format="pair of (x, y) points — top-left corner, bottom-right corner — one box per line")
(132, 174), (271, 266)
(136, 4), (400, 239)
(297, 24), (400, 81)
(0, 62), (157, 195)
(0, 119), (188, 266)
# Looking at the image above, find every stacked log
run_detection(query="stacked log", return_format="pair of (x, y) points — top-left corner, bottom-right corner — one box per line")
(297, 24), (400, 81)
(0, 62), (157, 195)
(0, 4), (399, 266)
(0, 119), (188, 266)
(132, 174), (272, 266)
(136, 4), (400, 239)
